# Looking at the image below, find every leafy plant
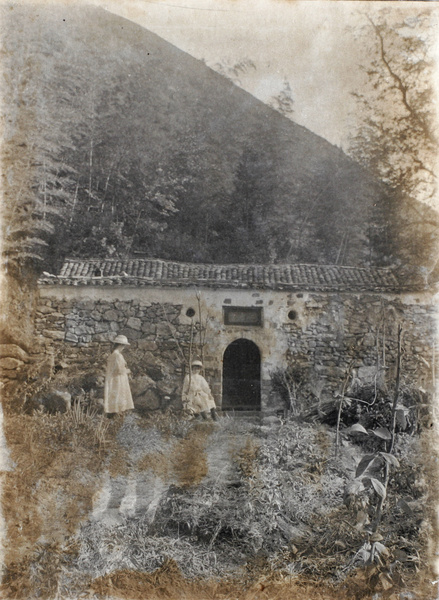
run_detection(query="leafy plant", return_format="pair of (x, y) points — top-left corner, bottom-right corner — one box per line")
(345, 423), (398, 509)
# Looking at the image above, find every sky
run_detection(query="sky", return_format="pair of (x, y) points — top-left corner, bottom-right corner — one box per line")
(92, 0), (438, 151)
(4, 0), (438, 150)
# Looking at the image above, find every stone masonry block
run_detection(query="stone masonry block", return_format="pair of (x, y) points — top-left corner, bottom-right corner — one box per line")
(0, 357), (24, 370)
(127, 317), (142, 331)
(37, 305), (55, 315)
(65, 332), (79, 343)
(43, 330), (65, 341)
(103, 309), (119, 321)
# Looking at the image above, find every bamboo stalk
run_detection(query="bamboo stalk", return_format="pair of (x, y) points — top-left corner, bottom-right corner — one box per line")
(373, 323), (402, 532)
(160, 304), (186, 363)
(335, 361), (355, 457)
(188, 318), (194, 391)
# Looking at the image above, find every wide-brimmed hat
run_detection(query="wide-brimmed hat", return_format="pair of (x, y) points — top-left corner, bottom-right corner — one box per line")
(114, 335), (130, 345)
(191, 360), (203, 367)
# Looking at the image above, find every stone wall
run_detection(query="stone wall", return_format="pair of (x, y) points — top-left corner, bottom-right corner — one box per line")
(35, 295), (192, 411)
(279, 292), (436, 407)
(34, 285), (437, 414)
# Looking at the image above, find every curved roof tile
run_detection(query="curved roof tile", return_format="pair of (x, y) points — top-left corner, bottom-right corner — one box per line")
(40, 258), (426, 292)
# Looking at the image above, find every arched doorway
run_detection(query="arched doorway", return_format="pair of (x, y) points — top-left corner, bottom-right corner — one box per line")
(222, 339), (261, 411)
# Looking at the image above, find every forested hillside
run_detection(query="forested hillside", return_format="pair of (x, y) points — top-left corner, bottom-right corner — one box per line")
(1, 5), (438, 276)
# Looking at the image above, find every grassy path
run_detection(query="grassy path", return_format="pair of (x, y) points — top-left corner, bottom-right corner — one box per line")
(91, 413), (257, 525)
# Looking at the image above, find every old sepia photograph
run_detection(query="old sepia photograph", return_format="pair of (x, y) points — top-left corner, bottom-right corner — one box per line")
(0, 1), (438, 598)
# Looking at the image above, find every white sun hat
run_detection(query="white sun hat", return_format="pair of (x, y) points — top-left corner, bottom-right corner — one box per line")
(114, 334), (130, 345)
(191, 360), (203, 367)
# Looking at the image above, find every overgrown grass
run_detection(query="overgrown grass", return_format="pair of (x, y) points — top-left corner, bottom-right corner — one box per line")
(1, 403), (123, 598)
(0, 408), (434, 599)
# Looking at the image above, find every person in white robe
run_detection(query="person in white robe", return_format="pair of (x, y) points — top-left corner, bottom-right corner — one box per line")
(104, 335), (134, 416)
(182, 360), (217, 420)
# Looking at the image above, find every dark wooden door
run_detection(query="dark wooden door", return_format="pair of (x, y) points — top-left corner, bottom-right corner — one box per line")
(222, 339), (261, 410)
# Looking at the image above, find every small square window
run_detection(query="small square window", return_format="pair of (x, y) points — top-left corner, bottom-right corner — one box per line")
(223, 306), (263, 326)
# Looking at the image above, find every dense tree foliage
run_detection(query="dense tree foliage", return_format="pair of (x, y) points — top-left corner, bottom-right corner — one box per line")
(2, 5), (436, 279)
(348, 8), (439, 272)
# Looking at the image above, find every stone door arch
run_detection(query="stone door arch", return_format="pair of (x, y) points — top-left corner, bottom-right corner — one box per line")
(222, 339), (261, 411)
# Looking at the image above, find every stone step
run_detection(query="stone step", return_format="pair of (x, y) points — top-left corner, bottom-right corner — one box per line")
(220, 410), (262, 420)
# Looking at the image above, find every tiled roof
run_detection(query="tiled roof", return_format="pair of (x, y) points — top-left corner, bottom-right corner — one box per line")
(38, 258), (423, 292)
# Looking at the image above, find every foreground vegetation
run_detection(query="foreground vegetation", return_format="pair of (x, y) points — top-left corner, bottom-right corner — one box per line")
(1, 398), (436, 599)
